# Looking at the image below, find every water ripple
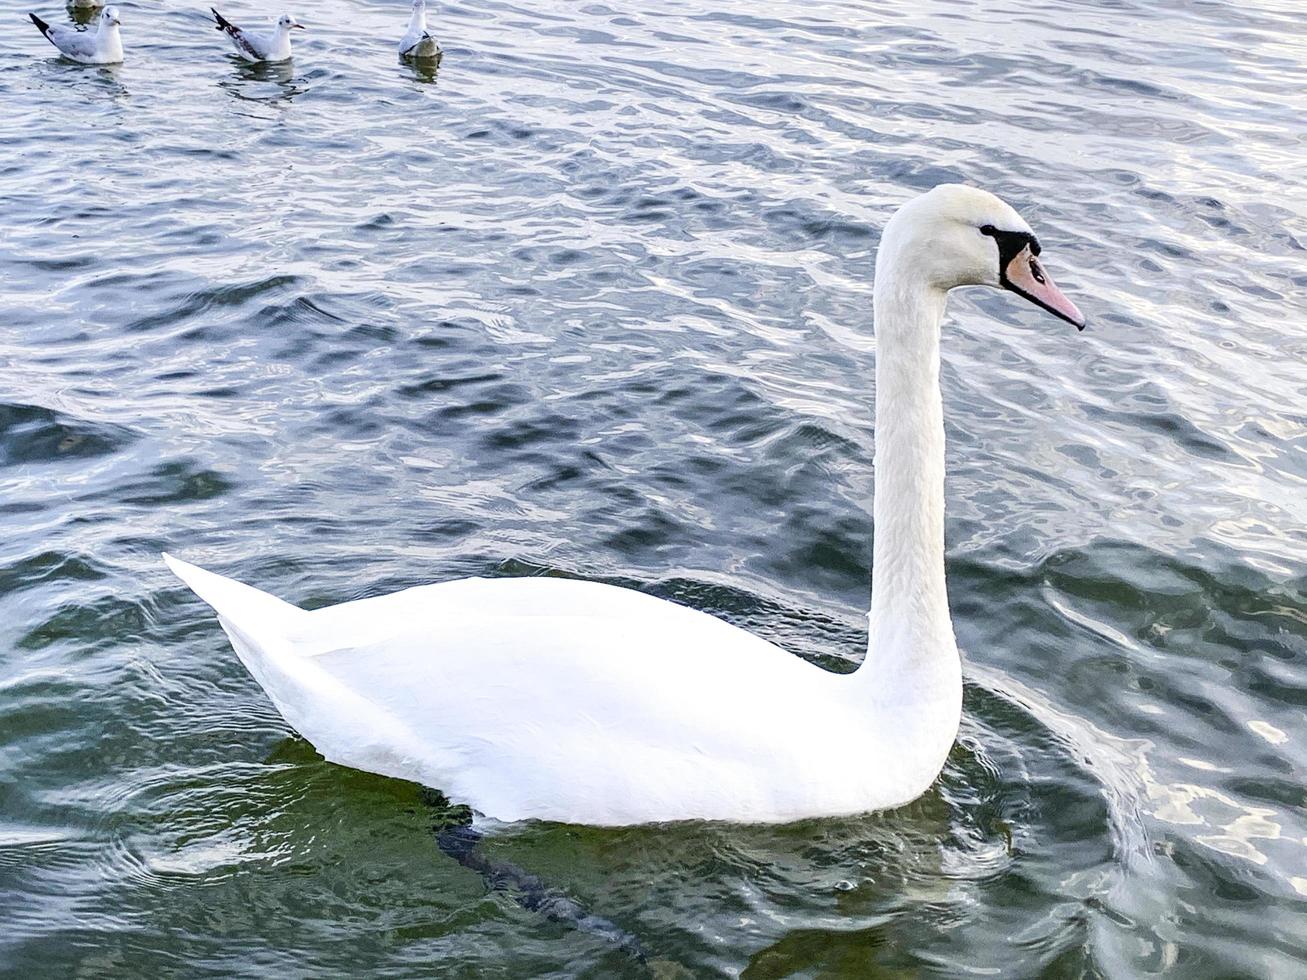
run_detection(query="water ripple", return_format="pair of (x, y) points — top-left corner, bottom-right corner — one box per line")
(1, 0), (1304, 973)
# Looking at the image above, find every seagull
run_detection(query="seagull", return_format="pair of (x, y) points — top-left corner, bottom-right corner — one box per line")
(211, 8), (304, 63)
(28, 5), (122, 63)
(398, 0), (440, 59)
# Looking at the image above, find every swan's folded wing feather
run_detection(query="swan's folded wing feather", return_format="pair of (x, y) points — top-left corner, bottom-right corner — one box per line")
(163, 558), (859, 822)
(286, 576), (740, 652)
(305, 602), (839, 822)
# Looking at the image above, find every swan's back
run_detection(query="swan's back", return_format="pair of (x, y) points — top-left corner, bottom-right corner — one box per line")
(163, 556), (910, 825)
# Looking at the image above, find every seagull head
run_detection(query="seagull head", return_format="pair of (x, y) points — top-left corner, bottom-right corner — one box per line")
(278, 13), (306, 30)
(102, 5), (121, 26)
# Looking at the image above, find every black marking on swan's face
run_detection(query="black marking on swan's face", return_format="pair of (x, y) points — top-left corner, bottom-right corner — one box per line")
(981, 224), (1040, 264)
(981, 224), (1044, 293)
(981, 224), (1083, 329)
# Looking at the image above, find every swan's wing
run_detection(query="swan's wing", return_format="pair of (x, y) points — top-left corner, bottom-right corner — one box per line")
(164, 556), (857, 823)
(303, 580), (845, 823)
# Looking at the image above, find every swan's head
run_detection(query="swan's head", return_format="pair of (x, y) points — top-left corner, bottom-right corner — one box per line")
(101, 6), (121, 27)
(880, 184), (1085, 329)
(278, 14), (305, 29)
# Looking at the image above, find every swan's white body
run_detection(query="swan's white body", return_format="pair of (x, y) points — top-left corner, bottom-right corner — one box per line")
(398, 0), (440, 58)
(30, 6), (121, 64)
(166, 185), (1084, 826)
(163, 558), (958, 824)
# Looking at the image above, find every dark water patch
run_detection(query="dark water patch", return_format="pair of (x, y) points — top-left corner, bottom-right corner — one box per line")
(18, 595), (151, 653)
(114, 461), (235, 508)
(398, 370), (507, 399)
(0, 403), (136, 467)
(0, 552), (108, 599)
(124, 276), (305, 335)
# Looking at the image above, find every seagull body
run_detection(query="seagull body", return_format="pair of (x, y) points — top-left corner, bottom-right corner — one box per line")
(211, 8), (303, 63)
(29, 5), (121, 63)
(398, 0), (440, 58)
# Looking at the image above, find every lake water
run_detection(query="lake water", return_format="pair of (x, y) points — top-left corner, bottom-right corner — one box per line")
(2, 0), (1305, 974)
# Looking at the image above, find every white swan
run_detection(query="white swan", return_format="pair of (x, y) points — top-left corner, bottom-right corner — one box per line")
(165, 184), (1085, 826)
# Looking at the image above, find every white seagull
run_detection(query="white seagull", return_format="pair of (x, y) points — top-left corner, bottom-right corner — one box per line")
(398, 0), (440, 59)
(211, 8), (304, 63)
(29, 5), (122, 64)
(165, 185), (1087, 828)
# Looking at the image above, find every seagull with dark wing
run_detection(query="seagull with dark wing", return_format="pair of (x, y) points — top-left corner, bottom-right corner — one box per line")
(28, 4), (122, 63)
(211, 8), (303, 63)
(398, 0), (440, 59)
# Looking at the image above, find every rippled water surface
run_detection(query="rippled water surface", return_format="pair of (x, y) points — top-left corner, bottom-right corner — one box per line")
(2, 0), (1305, 974)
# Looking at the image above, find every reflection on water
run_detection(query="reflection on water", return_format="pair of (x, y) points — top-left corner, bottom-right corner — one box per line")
(403, 50), (442, 85)
(1, 0), (1305, 974)
(219, 58), (302, 104)
(66, 3), (100, 27)
(35, 56), (126, 98)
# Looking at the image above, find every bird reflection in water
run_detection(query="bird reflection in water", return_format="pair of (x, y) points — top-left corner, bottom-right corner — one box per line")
(67, 1), (100, 27)
(219, 58), (304, 104)
(403, 50), (442, 84)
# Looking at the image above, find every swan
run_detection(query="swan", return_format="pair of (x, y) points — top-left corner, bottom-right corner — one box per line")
(165, 184), (1085, 826)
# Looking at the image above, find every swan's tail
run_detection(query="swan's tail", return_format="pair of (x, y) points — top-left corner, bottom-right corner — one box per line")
(163, 552), (323, 728)
(162, 553), (427, 782)
(163, 553), (309, 639)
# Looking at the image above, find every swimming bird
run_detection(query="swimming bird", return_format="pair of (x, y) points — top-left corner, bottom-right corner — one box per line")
(398, 0), (440, 59)
(165, 184), (1085, 827)
(211, 8), (303, 63)
(28, 5), (121, 63)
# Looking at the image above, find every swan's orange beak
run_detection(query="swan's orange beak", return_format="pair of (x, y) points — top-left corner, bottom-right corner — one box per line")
(1002, 245), (1085, 330)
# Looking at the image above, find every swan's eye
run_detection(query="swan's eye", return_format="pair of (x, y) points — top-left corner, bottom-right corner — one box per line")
(980, 224), (997, 237)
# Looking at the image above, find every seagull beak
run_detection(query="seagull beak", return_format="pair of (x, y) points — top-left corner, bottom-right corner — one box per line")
(1001, 245), (1086, 331)
(293, 22), (306, 29)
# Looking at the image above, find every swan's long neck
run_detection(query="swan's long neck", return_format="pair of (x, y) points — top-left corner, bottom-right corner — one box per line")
(859, 245), (959, 700)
